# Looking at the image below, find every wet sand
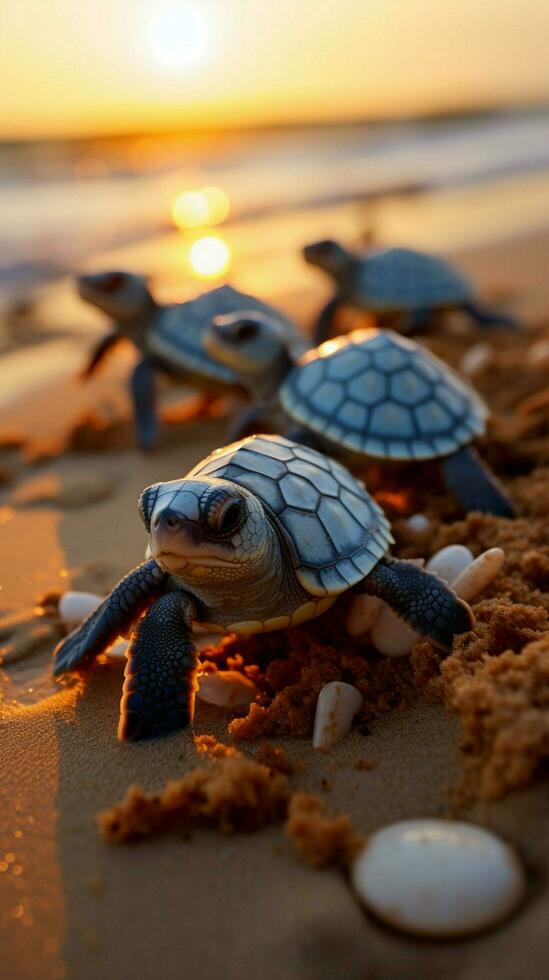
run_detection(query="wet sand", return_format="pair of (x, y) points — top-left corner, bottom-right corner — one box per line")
(1, 226), (549, 980)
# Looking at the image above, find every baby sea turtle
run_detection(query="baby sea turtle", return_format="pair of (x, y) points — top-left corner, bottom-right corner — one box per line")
(205, 320), (516, 517)
(78, 272), (303, 450)
(52, 434), (473, 741)
(303, 241), (519, 343)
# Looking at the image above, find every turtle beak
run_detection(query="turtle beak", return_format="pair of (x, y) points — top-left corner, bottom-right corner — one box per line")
(80, 329), (122, 380)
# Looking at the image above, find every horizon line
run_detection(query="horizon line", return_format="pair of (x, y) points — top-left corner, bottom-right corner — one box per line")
(2, 99), (549, 148)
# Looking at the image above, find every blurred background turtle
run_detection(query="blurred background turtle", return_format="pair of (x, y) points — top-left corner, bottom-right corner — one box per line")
(77, 272), (305, 450)
(303, 240), (520, 343)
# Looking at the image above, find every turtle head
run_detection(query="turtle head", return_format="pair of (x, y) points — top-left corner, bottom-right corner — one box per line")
(204, 312), (292, 399)
(303, 240), (351, 281)
(141, 477), (276, 595)
(77, 271), (153, 327)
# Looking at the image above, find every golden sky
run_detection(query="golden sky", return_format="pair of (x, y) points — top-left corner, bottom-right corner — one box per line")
(1, 0), (549, 139)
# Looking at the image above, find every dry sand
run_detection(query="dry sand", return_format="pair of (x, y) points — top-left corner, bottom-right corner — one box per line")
(1, 229), (549, 980)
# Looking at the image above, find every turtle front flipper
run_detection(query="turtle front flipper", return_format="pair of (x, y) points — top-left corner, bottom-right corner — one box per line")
(227, 404), (264, 442)
(440, 445), (516, 518)
(462, 301), (521, 331)
(313, 294), (342, 345)
(53, 560), (167, 676)
(118, 590), (197, 741)
(359, 555), (474, 651)
(81, 329), (122, 379)
(130, 356), (158, 452)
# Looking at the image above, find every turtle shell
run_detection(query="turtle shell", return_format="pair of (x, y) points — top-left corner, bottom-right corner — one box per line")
(280, 328), (488, 461)
(354, 248), (473, 312)
(187, 434), (393, 598)
(149, 285), (305, 384)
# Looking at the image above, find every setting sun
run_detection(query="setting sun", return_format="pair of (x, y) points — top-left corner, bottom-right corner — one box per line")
(145, 4), (209, 73)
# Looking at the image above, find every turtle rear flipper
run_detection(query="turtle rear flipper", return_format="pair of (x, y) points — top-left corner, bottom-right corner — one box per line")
(53, 560), (166, 676)
(313, 294), (342, 344)
(359, 555), (474, 651)
(462, 302), (521, 331)
(119, 591), (197, 741)
(441, 445), (516, 518)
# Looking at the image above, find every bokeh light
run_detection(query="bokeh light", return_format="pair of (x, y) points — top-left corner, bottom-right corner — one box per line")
(172, 191), (210, 229)
(172, 186), (230, 229)
(202, 186), (230, 224)
(189, 236), (231, 278)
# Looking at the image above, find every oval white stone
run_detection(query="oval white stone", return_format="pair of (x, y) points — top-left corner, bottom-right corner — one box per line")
(313, 681), (363, 749)
(526, 338), (549, 368)
(426, 544), (474, 584)
(459, 342), (494, 377)
(370, 604), (418, 657)
(58, 591), (103, 627)
(345, 595), (382, 637)
(351, 819), (525, 938)
(406, 513), (430, 534)
(452, 547), (505, 601)
(196, 670), (258, 710)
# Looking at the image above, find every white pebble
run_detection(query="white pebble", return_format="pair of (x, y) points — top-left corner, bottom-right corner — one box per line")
(370, 605), (418, 657)
(312, 681), (363, 750)
(351, 819), (525, 938)
(58, 591), (103, 627)
(345, 595), (381, 637)
(451, 547), (505, 601)
(459, 342), (493, 377)
(526, 338), (549, 369)
(196, 670), (258, 710)
(426, 544), (474, 584)
(406, 513), (430, 533)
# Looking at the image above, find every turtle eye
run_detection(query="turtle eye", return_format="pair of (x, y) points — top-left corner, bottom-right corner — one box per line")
(203, 490), (244, 536)
(232, 320), (258, 343)
(99, 272), (126, 293)
(138, 483), (162, 532)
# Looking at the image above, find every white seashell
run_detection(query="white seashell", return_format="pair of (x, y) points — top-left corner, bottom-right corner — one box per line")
(106, 639), (129, 660)
(370, 605), (418, 657)
(406, 513), (430, 534)
(459, 342), (493, 377)
(345, 595), (381, 637)
(312, 681), (363, 750)
(526, 338), (549, 369)
(196, 670), (258, 710)
(426, 544), (474, 584)
(451, 547), (505, 601)
(351, 819), (525, 938)
(58, 591), (103, 627)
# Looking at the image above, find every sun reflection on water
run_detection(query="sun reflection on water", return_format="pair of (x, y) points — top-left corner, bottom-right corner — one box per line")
(188, 235), (231, 278)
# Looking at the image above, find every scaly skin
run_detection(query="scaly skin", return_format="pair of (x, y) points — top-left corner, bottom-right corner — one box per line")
(359, 555), (474, 650)
(119, 591), (197, 741)
(53, 560), (167, 675)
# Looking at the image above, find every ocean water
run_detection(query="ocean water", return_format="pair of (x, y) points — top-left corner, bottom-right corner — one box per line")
(2, 109), (549, 314)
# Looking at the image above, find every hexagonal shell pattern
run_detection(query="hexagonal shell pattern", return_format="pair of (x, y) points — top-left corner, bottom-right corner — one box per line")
(281, 328), (488, 461)
(187, 433), (393, 597)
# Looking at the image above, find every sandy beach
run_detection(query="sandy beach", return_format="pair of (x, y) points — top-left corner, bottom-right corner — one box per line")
(1, 212), (549, 980)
